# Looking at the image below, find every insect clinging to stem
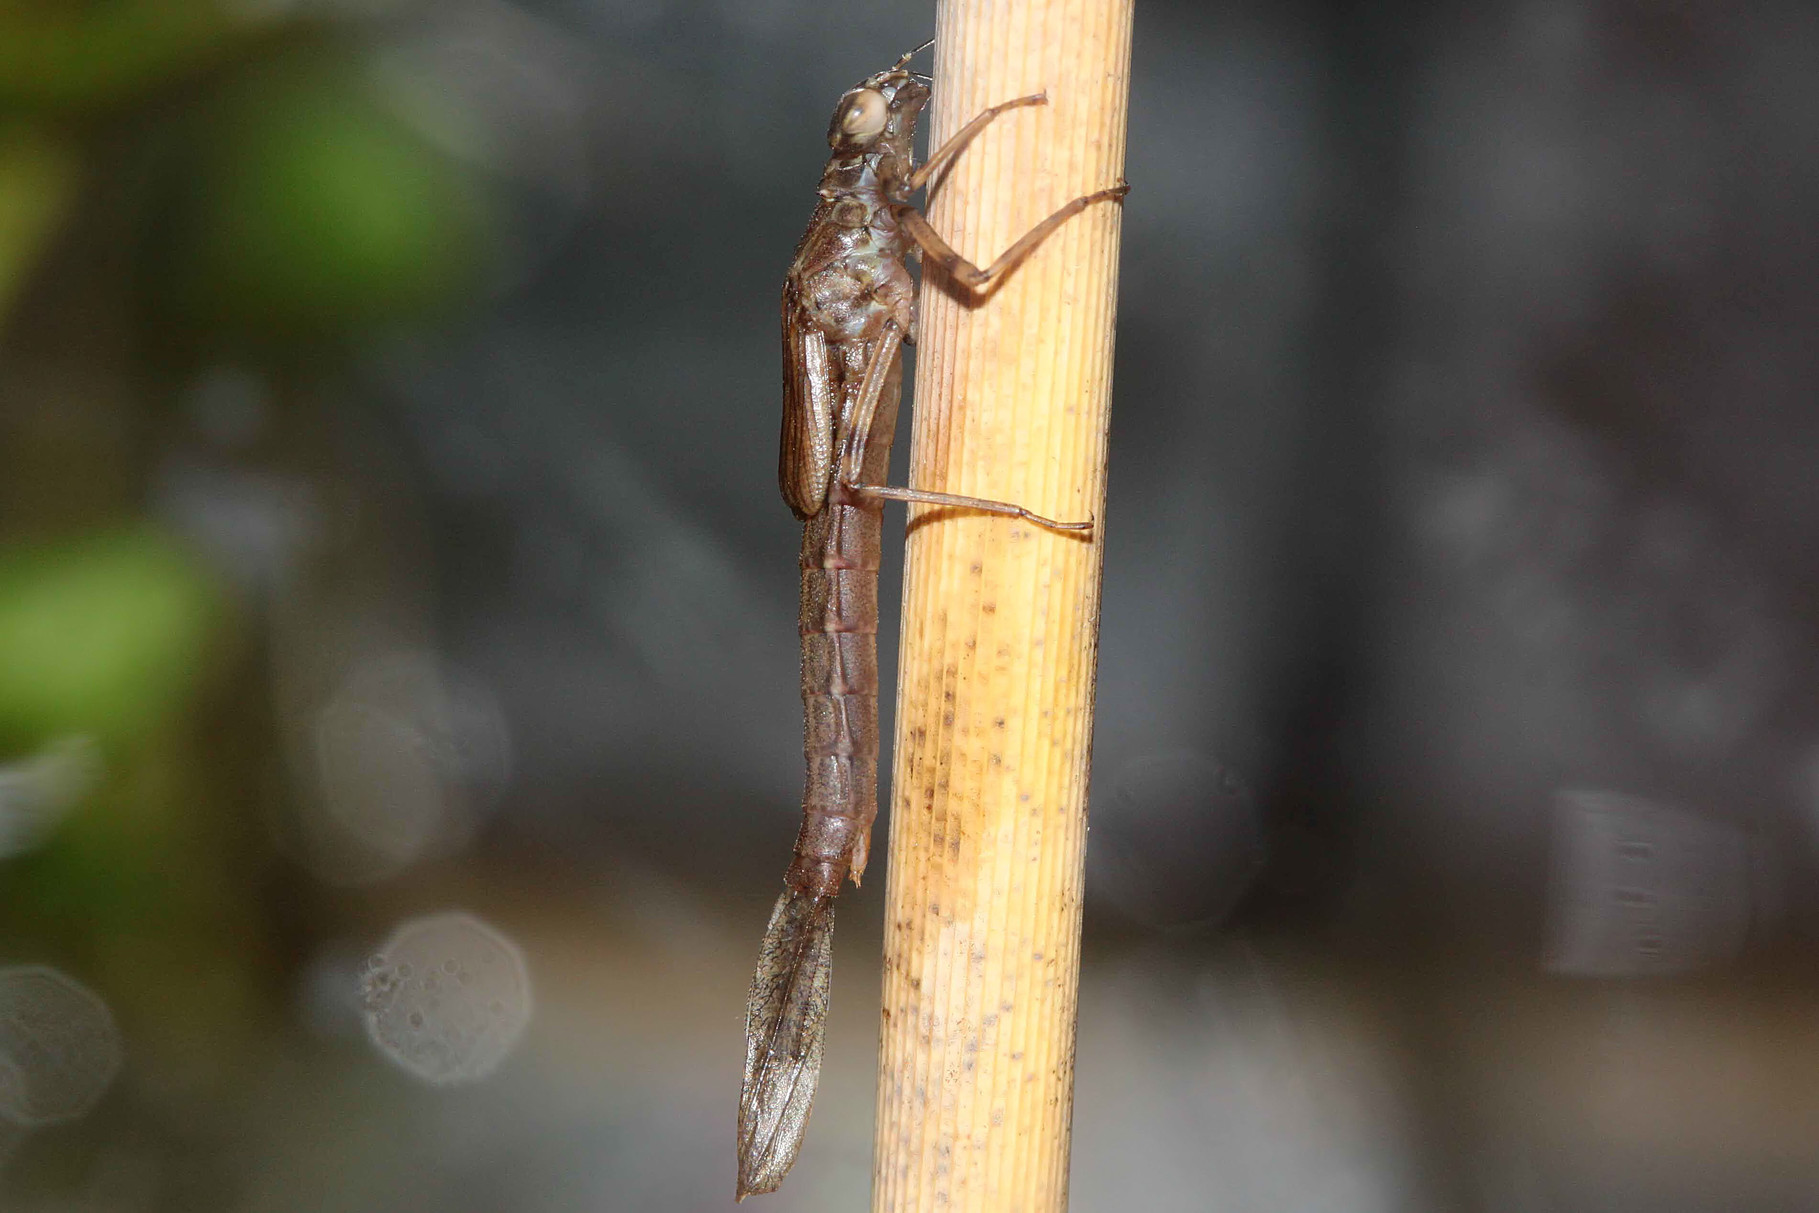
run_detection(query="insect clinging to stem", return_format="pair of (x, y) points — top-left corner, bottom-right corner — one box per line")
(737, 42), (1128, 1200)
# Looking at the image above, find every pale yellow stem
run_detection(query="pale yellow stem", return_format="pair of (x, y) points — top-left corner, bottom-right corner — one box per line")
(872, 2), (1133, 1211)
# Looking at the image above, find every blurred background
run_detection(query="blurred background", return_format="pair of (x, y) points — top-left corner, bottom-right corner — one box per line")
(1, 0), (1817, 1208)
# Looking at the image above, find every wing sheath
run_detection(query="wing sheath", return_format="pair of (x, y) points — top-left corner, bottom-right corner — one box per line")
(779, 291), (837, 519)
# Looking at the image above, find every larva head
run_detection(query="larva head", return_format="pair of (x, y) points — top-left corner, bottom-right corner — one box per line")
(825, 58), (930, 158)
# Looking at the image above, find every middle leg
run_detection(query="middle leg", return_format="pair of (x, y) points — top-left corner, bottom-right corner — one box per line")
(897, 180), (1130, 296)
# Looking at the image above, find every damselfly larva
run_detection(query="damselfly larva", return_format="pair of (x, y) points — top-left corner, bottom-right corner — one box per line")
(737, 45), (1127, 1199)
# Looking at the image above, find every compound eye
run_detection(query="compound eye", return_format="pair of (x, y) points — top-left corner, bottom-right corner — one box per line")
(839, 89), (888, 141)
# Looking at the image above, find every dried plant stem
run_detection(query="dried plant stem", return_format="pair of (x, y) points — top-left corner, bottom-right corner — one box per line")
(872, 2), (1133, 1211)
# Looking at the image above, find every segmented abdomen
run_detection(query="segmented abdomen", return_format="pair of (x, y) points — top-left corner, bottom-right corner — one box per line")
(788, 493), (882, 899)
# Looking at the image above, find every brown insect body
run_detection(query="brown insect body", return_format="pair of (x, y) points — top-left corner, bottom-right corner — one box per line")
(739, 51), (1125, 1201)
(777, 61), (928, 900)
(739, 63), (926, 1202)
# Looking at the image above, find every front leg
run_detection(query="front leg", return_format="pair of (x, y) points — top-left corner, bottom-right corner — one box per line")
(897, 179), (1130, 296)
(906, 92), (1048, 195)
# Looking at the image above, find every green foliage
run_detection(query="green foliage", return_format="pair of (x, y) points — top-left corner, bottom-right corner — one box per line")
(0, 0), (258, 110)
(0, 528), (219, 750)
(0, 122), (81, 318)
(172, 51), (493, 342)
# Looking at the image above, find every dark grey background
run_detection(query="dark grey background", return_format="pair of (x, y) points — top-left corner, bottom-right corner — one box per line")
(3, 0), (1818, 1208)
